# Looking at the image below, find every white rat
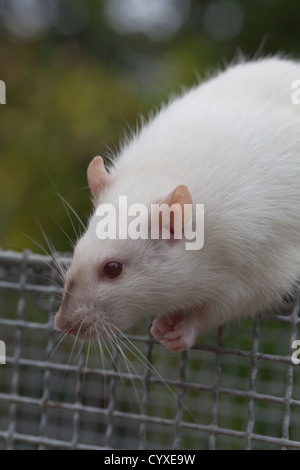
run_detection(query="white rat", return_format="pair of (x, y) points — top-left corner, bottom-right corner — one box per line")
(55, 57), (300, 353)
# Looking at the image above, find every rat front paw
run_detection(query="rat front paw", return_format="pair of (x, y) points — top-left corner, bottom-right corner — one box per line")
(150, 311), (184, 342)
(151, 311), (198, 353)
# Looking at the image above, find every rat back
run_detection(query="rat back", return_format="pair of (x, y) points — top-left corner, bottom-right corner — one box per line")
(106, 57), (300, 323)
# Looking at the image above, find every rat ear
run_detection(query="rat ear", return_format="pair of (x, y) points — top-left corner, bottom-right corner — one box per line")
(87, 156), (109, 200)
(165, 184), (193, 210)
(153, 185), (193, 239)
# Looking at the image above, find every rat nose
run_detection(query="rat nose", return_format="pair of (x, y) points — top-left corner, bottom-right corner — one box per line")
(54, 307), (64, 332)
(54, 307), (74, 335)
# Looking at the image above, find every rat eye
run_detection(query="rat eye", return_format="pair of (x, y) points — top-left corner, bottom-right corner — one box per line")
(102, 261), (123, 279)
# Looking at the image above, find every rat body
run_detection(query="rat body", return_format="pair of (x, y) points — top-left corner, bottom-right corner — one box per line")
(55, 57), (300, 352)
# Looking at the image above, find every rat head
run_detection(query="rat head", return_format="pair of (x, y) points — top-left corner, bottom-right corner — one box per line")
(55, 156), (197, 341)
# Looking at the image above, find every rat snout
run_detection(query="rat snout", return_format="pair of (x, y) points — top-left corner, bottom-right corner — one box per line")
(54, 306), (82, 336)
(54, 275), (81, 336)
(54, 304), (104, 340)
(54, 307), (71, 335)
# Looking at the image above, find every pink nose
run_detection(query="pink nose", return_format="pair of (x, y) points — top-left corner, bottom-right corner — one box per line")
(54, 308), (73, 335)
(67, 327), (75, 335)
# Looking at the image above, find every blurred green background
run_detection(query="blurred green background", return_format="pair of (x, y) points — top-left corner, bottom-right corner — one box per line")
(1, 0), (300, 254)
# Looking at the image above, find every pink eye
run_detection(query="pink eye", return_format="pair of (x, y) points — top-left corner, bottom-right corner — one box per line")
(102, 261), (123, 279)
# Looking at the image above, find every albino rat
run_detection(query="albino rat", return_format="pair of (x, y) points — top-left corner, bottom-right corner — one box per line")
(55, 57), (300, 353)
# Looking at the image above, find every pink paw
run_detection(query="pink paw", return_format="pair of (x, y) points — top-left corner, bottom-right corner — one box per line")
(150, 312), (198, 353)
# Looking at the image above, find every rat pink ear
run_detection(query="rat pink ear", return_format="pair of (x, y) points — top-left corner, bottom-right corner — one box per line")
(166, 185), (193, 210)
(154, 185), (193, 239)
(87, 156), (109, 200)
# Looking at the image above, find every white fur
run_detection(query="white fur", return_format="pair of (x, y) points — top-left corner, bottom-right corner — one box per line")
(55, 57), (300, 352)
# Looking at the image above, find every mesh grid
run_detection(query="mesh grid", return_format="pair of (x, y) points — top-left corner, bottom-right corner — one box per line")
(0, 249), (300, 450)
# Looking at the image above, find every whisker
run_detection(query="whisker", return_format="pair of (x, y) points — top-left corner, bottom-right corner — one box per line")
(18, 232), (68, 284)
(111, 324), (198, 424)
(68, 321), (85, 365)
(49, 317), (84, 361)
(33, 273), (64, 289)
(44, 210), (76, 250)
(110, 335), (144, 413)
(82, 327), (92, 390)
(37, 224), (68, 282)
(94, 325), (109, 398)
(105, 322), (155, 414)
(41, 163), (86, 236)
(55, 192), (86, 233)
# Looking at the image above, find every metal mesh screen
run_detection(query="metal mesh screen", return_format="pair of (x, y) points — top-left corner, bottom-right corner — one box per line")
(0, 249), (300, 450)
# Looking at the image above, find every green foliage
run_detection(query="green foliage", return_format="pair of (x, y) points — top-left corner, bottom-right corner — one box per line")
(0, 42), (147, 251)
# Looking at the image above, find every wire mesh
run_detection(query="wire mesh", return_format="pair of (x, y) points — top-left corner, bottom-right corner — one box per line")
(0, 249), (300, 450)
